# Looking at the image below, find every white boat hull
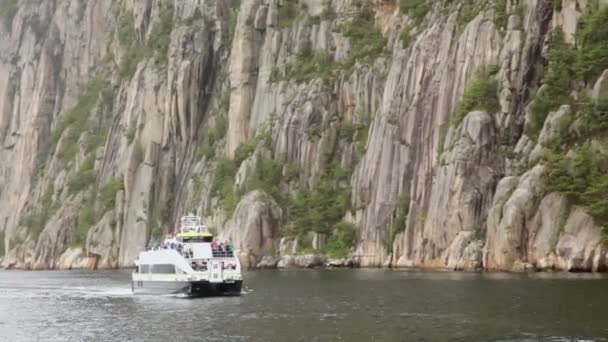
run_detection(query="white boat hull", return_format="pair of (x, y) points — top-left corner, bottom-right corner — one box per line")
(132, 279), (242, 297)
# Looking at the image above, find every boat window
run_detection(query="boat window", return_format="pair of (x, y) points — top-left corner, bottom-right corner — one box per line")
(140, 265), (150, 273)
(151, 264), (176, 274)
(182, 237), (211, 243)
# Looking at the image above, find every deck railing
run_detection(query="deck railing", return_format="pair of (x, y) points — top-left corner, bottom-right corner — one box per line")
(212, 250), (234, 258)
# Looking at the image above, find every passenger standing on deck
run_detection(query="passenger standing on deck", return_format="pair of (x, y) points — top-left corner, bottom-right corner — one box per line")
(228, 240), (234, 253)
(211, 239), (216, 250)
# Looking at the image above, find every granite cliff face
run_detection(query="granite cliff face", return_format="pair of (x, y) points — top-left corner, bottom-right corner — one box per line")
(0, 0), (607, 272)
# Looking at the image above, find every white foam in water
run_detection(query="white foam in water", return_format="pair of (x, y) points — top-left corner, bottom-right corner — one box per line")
(84, 286), (133, 297)
(15, 285), (134, 299)
(163, 293), (189, 298)
(65, 285), (129, 293)
(398, 312), (432, 317)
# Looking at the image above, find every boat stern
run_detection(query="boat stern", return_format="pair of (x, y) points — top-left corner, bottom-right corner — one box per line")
(189, 280), (243, 297)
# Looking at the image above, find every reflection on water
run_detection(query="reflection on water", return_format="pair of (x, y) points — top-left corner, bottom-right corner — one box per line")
(0, 269), (607, 341)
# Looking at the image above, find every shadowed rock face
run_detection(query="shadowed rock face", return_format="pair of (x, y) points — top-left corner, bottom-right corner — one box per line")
(0, 0), (606, 271)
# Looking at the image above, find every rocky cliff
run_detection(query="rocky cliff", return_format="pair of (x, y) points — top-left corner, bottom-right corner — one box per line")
(1, 0), (607, 272)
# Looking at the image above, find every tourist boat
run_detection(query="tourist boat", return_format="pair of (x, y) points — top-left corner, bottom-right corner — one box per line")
(131, 215), (242, 296)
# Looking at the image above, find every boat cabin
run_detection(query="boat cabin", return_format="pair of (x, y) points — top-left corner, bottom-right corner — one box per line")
(176, 215), (213, 243)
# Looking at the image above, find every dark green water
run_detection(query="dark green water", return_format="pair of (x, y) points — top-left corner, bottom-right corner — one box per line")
(0, 269), (607, 341)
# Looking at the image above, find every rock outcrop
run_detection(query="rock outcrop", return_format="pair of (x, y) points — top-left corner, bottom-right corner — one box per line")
(484, 165), (545, 271)
(0, 0), (606, 272)
(219, 190), (281, 269)
(445, 231), (484, 271)
(555, 207), (606, 272)
(278, 254), (326, 269)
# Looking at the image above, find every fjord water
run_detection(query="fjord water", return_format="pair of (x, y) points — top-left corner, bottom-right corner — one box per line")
(1, 270), (607, 342)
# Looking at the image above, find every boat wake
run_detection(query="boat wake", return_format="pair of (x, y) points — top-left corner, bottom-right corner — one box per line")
(67, 285), (134, 298)
(240, 286), (254, 295)
(0, 284), (132, 299)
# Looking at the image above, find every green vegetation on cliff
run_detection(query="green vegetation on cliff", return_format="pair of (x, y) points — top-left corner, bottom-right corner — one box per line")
(246, 156), (285, 203)
(335, 112), (371, 161)
(530, 4), (608, 137)
(458, 0), (487, 28)
(29, 14), (50, 43)
(286, 161), (352, 238)
(133, 140), (145, 165)
(546, 143), (603, 204)
(0, 0), (18, 32)
(117, 2), (175, 79)
(227, 0), (239, 45)
(270, 3), (386, 83)
(146, 2), (174, 66)
(528, 30), (576, 137)
(67, 161), (126, 246)
(575, 4), (608, 82)
(324, 221), (355, 258)
(28, 67), (117, 245)
(277, 47), (337, 83)
(384, 193), (410, 251)
(540, 3), (608, 243)
(212, 131), (282, 216)
(544, 100), (608, 240)
(400, 26), (412, 49)
(355, 114), (371, 160)
(151, 183), (175, 242)
(99, 176), (124, 213)
(208, 114), (358, 254)
(150, 225), (163, 241)
(340, 5), (386, 68)
(50, 75), (111, 163)
(319, 2), (337, 21)
(117, 15), (140, 78)
(73, 174), (124, 247)
(0, 231), (4, 257)
(67, 158), (96, 195)
(70, 170), (126, 246)
(399, 0), (430, 25)
(279, 0), (299, 28)
(277, 114), (366, 253)
(452, 64), (499, 126)
(212, 158), (240, 215)
(234, 132), (271, 166)
(75, 205), (94, 246)
(68, 177), (95, 246)
(21, 186), (58, 240)
(452, 0), (521, 32)
(199, 114), (228, 160)
(493, 0), (508, 29)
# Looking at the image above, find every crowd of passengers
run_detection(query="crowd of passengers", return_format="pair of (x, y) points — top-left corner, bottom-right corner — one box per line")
(211, 240), (235, 257)
(144, 238), (235, 258)
(191, 260), (237, 272)
(144, 240), (185, 254)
